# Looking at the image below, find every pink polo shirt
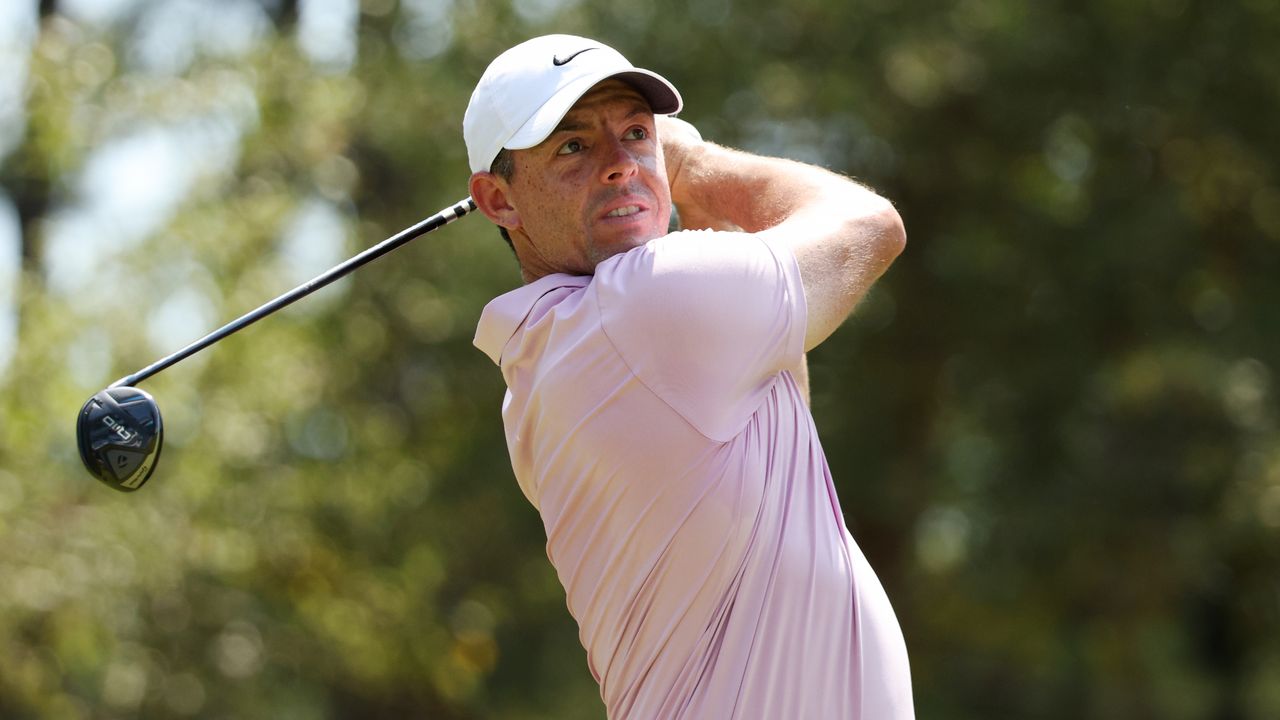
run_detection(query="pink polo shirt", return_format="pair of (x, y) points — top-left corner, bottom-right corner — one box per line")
(474, 230), (914, 719)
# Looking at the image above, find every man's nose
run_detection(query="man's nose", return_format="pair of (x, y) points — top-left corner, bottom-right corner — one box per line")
(599, 138), (639, 184)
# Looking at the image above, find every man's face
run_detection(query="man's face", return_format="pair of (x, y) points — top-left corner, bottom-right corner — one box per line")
(502, 79), (673, 275)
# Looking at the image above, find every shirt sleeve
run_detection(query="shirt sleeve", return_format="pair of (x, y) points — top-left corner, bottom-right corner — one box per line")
(593, 230), (808, 442)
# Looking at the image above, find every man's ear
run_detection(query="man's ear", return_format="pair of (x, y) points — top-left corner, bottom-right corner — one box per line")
(469, 172), (521, 232)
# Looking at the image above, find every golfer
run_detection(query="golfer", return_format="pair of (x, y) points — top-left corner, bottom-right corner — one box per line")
(467, 35), (913, 718)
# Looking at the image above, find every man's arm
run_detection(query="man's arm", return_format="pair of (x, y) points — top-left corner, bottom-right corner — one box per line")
(660, 117), (906, 352)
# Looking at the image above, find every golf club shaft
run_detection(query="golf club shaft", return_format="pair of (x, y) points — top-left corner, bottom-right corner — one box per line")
(109, 197), (477, 389)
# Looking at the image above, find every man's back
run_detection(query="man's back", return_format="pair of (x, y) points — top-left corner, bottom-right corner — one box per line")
(475, 231), (913, 718)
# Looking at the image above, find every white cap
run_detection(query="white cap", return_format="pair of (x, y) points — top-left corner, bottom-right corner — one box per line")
(463, 34), (683, 175)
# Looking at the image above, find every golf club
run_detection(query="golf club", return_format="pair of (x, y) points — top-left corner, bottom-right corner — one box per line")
(76, 196), (477, 492)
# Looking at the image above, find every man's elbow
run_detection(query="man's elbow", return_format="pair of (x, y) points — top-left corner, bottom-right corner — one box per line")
(872, 201), (906, 265)
(837, 197), (905, 268)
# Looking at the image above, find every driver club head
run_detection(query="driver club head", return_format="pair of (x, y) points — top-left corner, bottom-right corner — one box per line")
(77, 386), (163, 492)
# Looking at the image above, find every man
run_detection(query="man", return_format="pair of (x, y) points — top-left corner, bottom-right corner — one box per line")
(466, 34), (912, 718)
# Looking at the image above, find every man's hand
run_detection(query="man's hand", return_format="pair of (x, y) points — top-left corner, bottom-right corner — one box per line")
(657, 116), (740, 232)
(658, 116), (702, 185)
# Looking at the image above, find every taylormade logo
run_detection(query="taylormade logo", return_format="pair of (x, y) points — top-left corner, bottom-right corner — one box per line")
(103, 415), (136, 443)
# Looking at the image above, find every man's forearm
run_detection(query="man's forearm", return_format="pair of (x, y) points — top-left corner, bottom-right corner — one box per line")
(662, 122), (889, 235)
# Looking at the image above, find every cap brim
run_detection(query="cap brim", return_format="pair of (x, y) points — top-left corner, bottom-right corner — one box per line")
(505, 69), (683, 151)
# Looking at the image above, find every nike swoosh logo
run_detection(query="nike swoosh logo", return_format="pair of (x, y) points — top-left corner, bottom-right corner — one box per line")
(553, 47), (597, 66)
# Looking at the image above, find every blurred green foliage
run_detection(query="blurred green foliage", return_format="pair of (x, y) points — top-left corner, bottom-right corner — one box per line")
(1, 0), (1278, 717)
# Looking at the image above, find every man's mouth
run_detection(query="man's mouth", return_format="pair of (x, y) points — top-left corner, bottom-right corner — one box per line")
(605, 205), (642, 218)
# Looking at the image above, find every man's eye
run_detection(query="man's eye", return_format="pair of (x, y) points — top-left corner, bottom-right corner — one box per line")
(625, 127), (648, 140)
(557, 139), (584, 155)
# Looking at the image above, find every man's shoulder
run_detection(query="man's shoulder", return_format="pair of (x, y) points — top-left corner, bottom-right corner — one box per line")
(590, 229), (807, 443)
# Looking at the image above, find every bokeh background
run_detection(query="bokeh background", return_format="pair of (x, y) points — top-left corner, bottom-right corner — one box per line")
(2, 0), (1278, 717)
